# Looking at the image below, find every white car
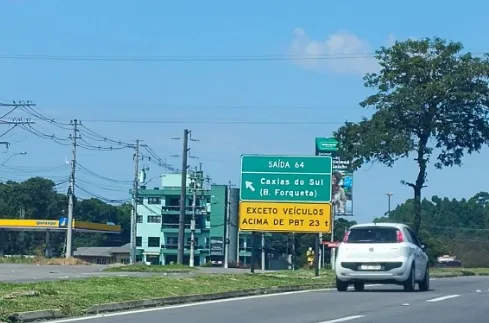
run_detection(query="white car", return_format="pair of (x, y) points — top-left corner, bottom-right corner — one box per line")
(335, 222), (430, 292)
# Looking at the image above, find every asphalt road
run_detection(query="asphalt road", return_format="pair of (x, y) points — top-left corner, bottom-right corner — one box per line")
(0, 264), (264, 283)
(48, 276), (489, 323)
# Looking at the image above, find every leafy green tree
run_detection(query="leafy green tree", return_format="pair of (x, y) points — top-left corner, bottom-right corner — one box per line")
(378, 191), (489, 266)
(268, 218), (357, 268)
(0, 177), (130, 256)
(335, 37), (489, 232)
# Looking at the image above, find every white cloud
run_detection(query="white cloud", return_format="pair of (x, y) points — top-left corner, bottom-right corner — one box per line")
(288, 28), (378, 76)
(386, 32), (397, 47)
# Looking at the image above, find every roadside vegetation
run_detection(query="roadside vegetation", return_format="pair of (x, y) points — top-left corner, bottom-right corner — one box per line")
(0, 273), (334, 320)
(0, 256), (88, 265)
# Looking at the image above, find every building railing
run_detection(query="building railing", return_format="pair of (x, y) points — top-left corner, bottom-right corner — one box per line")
(162, 223), (205, 230)
(161, 206), (194, 213)
(161, 244), (208, 250)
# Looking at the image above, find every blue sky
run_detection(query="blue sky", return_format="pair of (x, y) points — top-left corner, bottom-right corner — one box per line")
(1, 0), (488, 224)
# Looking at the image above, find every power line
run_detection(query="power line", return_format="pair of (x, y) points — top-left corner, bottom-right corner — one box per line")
(141, 144), (179, 172)
(1, 101), (36, 148)
(77, 163), (132, 184)
(75, 177), (129, 192)
(0, 53), (377, 63)
(2, 52), (487, 63)
(75, 183), (130, 204)
(64, 119), (346, 125)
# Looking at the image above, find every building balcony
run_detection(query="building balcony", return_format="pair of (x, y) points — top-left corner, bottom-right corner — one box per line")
(161, 206), (193, 214)
(161, 206), (208, 215)
(160, 244), (209, 255)
(161, 223), (203, 233)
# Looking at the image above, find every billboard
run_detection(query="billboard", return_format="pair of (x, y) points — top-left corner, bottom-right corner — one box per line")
(315, 137), (353, 216)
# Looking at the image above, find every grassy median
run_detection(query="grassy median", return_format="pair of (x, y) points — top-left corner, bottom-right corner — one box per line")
(0, 272), (334, 320)
(103, 263), (196, 273)
(430, 267), (489, 277)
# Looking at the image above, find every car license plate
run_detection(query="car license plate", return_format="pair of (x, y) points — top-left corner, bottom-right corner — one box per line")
(360, 264), (381, 270)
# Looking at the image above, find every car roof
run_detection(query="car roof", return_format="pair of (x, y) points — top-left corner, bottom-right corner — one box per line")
(349, 222), (410, 230)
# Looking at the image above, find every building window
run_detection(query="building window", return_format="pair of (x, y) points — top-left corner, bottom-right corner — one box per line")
(148, 237), (160, 247)
(96, 258), (108, 265)
(147, 215), (161, 223)
(136, 216), (143, 223)
(136, 197), (144, 204)
(136, 237), (142, 247)
(146, 255), (160, 265)
(166, 237), (178, 249)
(166, 197), (180, 206)
(148, 197), (161, 205)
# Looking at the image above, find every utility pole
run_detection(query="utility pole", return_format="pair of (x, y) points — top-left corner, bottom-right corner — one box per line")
(0, 101), (36, 147)
(130, 139), (141, 264)
(224, 181), (231, 269)
(65, 119), (79, 258)
(189, 168), (198, 267)
(177, 129), (190, 265)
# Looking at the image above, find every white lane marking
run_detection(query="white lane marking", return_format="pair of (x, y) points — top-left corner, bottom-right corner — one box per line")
(426, 294), (460, 302)
(317, 315), (365, 323)
(49, 286), (380, 323)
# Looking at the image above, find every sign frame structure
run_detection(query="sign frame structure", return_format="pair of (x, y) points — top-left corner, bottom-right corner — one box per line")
(239, 201), (332, 233)
(315, 137), (354, 216)
(239, 154), (333, 234)
(240, 155), (333, 204)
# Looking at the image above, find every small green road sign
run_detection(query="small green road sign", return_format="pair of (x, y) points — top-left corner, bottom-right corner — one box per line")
(240, 155), (332, 203)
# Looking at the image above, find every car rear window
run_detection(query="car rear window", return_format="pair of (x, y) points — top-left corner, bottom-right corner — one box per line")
(347, 227), (398, 243)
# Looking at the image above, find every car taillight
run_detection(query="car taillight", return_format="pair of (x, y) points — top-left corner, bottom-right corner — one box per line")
(342, 231), (350, 242)
(396, 230), (404, 242)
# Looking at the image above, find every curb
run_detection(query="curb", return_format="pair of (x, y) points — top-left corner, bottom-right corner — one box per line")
(6, 283), (333, 322)
(6, 310), (62, 323)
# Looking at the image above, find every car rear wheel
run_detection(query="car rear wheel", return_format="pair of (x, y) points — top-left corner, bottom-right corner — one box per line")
(403, 264), (416, 292)
(353, 282), (365, 292)
(419, 266), (430, 291)
(336, 277), (348, 292)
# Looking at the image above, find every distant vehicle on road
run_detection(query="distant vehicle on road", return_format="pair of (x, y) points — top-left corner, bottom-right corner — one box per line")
(436, 255), (462, 268)
(335, 222), (430, 292)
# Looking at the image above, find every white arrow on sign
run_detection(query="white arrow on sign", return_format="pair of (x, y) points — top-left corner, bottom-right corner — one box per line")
(245, 181), (255, 192)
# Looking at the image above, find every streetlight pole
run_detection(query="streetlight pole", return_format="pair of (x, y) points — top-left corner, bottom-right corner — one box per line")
(0, 152), (27, 166)
(387, 193), (393, 216)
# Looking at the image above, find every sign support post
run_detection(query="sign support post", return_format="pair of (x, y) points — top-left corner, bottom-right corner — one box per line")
(250, 232), (256, 273)
(314, 234), (320, 277)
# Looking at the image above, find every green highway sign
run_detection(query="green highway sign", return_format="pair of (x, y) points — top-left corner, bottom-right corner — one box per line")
(240, 155), (332, 203)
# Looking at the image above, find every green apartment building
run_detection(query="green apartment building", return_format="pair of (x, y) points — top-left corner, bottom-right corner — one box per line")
(133, 172), (255, 266)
